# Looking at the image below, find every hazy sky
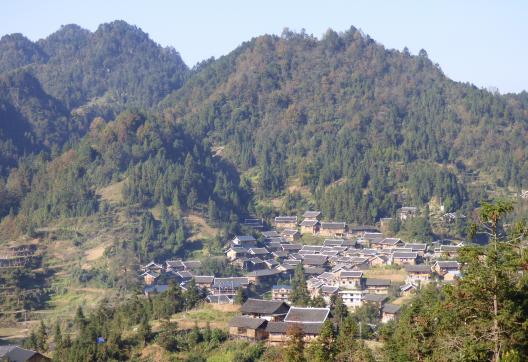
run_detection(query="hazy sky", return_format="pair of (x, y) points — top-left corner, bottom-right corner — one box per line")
(1, 0), (526, 93)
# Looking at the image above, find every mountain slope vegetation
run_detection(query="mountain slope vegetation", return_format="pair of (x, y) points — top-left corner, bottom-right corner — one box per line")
(162, 27), (528, 223)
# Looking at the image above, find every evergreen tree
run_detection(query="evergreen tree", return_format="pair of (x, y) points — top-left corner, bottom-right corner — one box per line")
(284, 324), (306, 362)
(36, 320), (48, 352)
(308, 320), (336, 362)
(291, 264), (310, 306)
(330, 294), (348, 325)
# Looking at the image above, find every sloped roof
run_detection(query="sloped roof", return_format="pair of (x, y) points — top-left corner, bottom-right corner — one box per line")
(320, 222), (346, 229)
(393, 252), (418, 259)
(284, 307), (330, 323)
(193, 275), (214, 284)
(275, 216), (298, 223)
(382, 303), (401, 314)
(262, 230), (280, 238)
(300, 219), (320, 227)
(365, 278), (391, 287)
(241, 298), (290, 315)
(363, 293), (388, 303)
(0, 345), (44, 362)
(405, 264), (432, 273)
(266, 321), (324, 335)
(303, 211), (321, 219)
(340, 270), (363, 278)
(229, 316), (267, 329)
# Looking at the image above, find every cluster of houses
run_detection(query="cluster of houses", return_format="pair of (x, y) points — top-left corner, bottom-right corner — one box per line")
(139, 209), (464, 341)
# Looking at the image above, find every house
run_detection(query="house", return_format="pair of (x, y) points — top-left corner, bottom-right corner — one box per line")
(400, 284), (417, 296)
(262, 230), (280, 239)
(392, 252), (418, 265)
(232, 235), (257, 248)
(246, 268), (282, 285)
(282, 229), (301, 242)
(336, 270), (364, 289)
(365, 278), (391, 294)
(266, 307), (330, 345)
(182, 260), (202, 271)
(141, 261), (163, 272)
(211, 277), (249, 295)
(140, 271), (159, 285)
(348, 225), (380, 237)
(378, 238), (405, 250)
(433, 261), (461, 281)
(339, 289), (364, 308)
(399, 207), (418, 221)
(240, 299), (290, 321)
(244, 218), (264, 229)
(302, 254), (328, 267)
(303, 211), (322, 220)
(405, 264), (433, 285)
(274, 216), (298, 229)
(319, 222), (347, 237)
(381, 304), (401, 323)
(299, 219), (320, 235)
(319, 285), (339, 304)
(272, 285), (292, 302)
(193, 276), (215, 289)
(144, 284), (168, 296)
(229, 316), (268, 340)
(165, 260), (184, 272)
(0, 345), (50, 362)
(281, 244), (303, 253)
(362, 293), (388, 308)
(226, 247), (248, 261)
(379, 217), (393, 234)
(323, 239), (344, 247)
(404, 243), (428, 256)
(248, 247), (270, 259)
(435, 245), (461, 259)
(368, 255), (389, 267)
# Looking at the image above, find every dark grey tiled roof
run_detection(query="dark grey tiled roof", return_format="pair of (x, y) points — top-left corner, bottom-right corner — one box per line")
(405, 265), (432, 273)
(382, 303), (401, 314)
(363, 293), (388, 303)
(266, 321), (324, 334)
(365, 278), (391, 287)
(229, 316), (267, 329)
(241, 298), (290, 315)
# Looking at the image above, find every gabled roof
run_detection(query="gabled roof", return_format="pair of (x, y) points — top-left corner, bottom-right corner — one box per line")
(177, 270), (193, 279)
(282, 229), (300, 236)
(285, 307), (330, 323)
(213, 277), (249, 288)
(365, 278), (391, 287)
(363, 293), (388, 303)
(340, 270), (363, 278)
(282, 244), (302, 251)
(435, 261), (460, 269)
(275, 216), (298, 223)
(229, 316), (267, 329)
(165, 260), (184, 268)
(320, 222), (346, 229)
(400, 284), (416, 292)
(266, 321), (324, 335)
(300, 219), (320, 227)
(301, 245), (323, 252)
(302, 254), (328, 266)
(241, 298), (290, 315)
(234, 235), (256, 243)
(382, 303), (401, 314)
(0, 345), (45, 362)
(405, 264), (432, 273)
(404, 243), (427, 251)
(393, 252), (418, 259)
(246, 269), (282, 277)
(248, 247), (269, 255)
(182, 260), (202, 270)
(262, 230), (280, 238)
(320, 285), (339, 294)
(380, 238), (403, 246)
(143, 261), (162, 269)
(303, 211), (321, 219)
(193, 275), (214, 284)
(349, 225), (380, 233)
(323, 239), (344, 246)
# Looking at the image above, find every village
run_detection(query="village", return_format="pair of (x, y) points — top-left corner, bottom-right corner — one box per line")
(139, 208), (463, 345)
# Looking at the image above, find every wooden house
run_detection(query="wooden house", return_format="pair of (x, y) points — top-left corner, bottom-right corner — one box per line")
(271, 285), (292, 302)
(281, 229), (301, 242)
(382, 304), (401, 323)
(319, 222), (347, 237)
(240, 299), (290, 321)
(405, 264), (433, 285)
(336, 270), (364, 289)
(391, 252), (418, 265)
(302, 211), (322, 221)
(365, 278), (391, 294)
(229, 316), (268, 341)
(274, 216), (298, 229)
(299, 219), (320, 235)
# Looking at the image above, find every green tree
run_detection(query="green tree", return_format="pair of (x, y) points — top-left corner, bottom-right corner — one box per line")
(308, 320), (336, 362)
(284, 324), (306, 362)
(291, 264), (310, 306)
(330, 294), (348, 325)
(36, 320), (48, 352)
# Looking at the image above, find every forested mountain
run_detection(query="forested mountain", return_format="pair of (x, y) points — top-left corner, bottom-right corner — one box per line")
(0, 21), (189, 173)
(162, 27), (528, 223)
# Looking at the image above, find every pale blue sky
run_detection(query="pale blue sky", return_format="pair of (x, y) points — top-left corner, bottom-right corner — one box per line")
(1, 0), (526, 93)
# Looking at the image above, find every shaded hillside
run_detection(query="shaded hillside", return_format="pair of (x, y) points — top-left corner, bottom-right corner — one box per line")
(0, 70), (72, 172)
(162, 27), (528, 223)
(0, 21), (189, 173)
